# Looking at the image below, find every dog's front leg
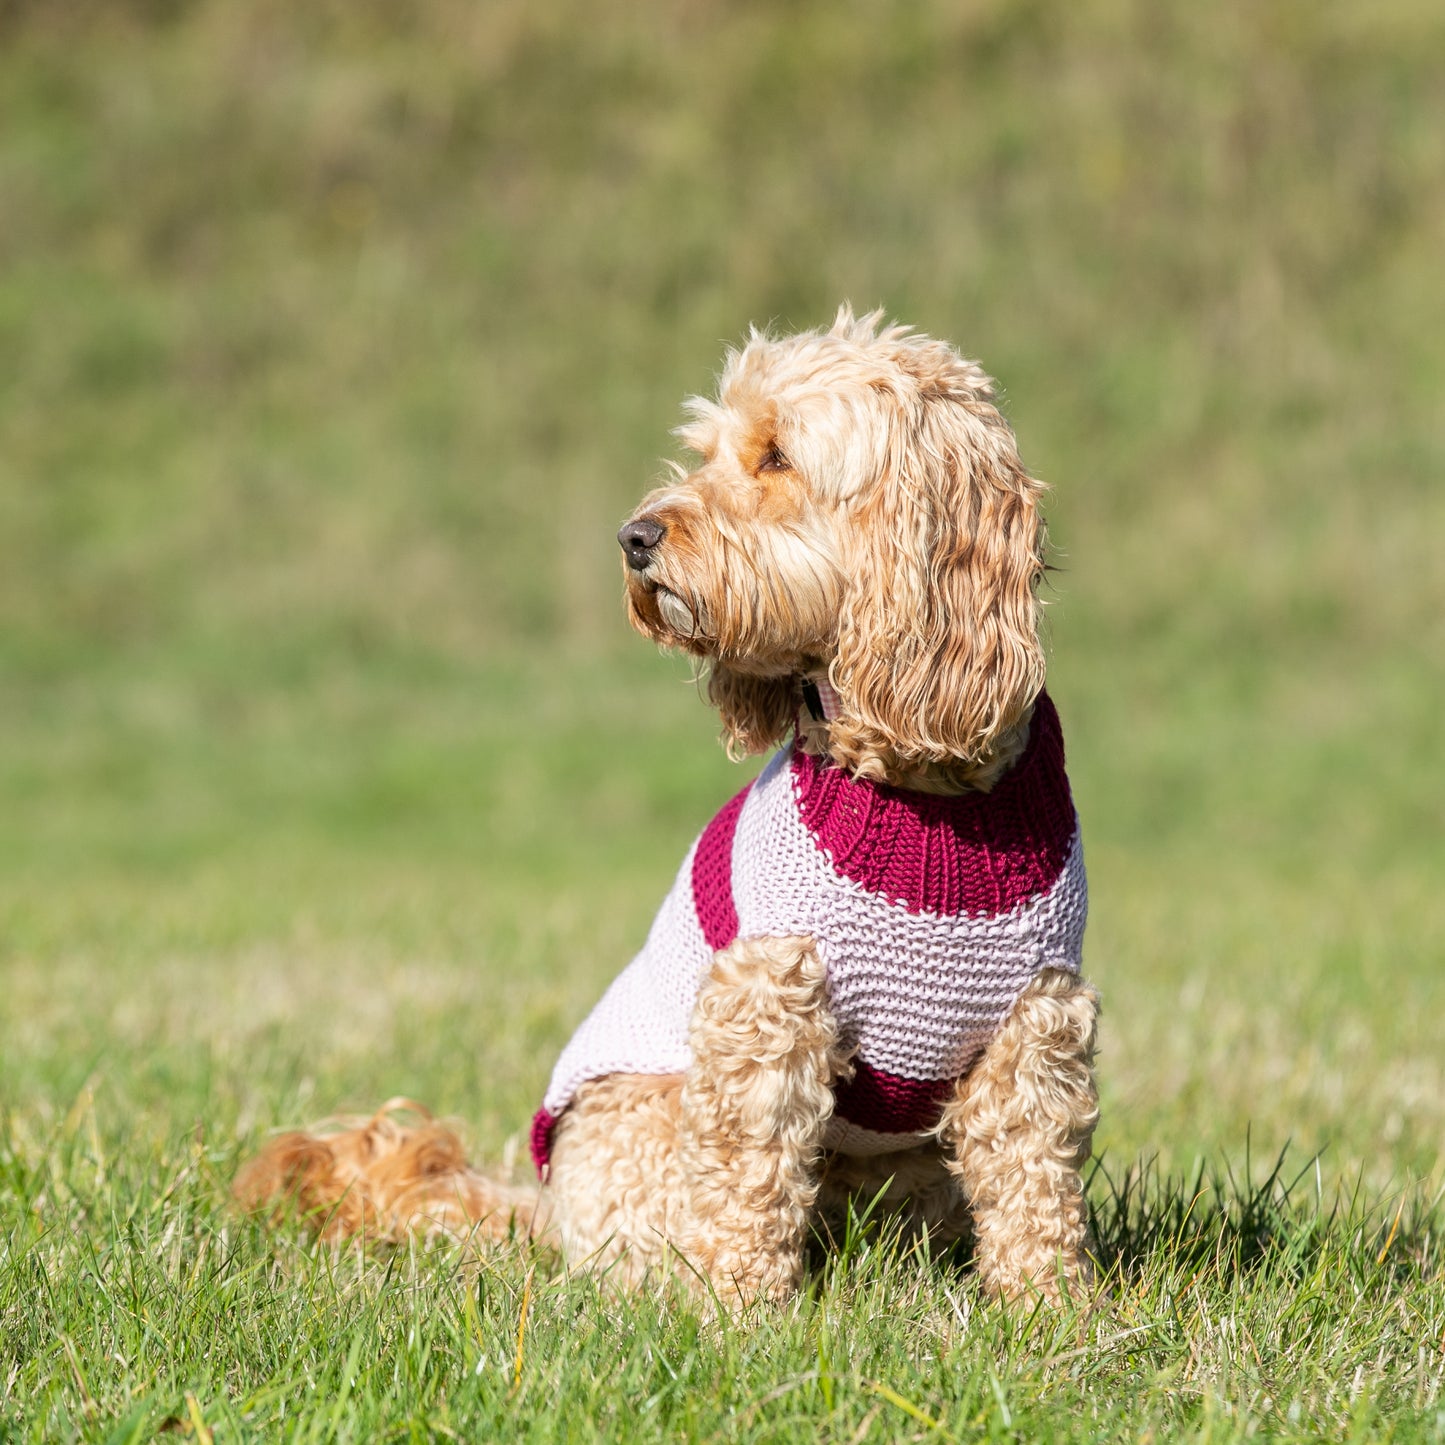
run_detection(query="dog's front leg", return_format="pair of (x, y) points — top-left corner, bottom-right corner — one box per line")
(676, 935), (845, 1308)
(939, 968), (1099, 1306)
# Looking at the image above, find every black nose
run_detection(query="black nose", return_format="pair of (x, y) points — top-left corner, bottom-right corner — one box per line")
(618, 517), (665, 571)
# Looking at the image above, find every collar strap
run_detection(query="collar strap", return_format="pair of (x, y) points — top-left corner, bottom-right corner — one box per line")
(800, 674), (842, 723)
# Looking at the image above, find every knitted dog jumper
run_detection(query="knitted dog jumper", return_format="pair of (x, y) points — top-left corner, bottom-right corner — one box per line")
(531, 693), (1086, 1174)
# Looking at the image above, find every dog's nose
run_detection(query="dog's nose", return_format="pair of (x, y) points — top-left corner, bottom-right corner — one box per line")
(618, 518), (665, 571)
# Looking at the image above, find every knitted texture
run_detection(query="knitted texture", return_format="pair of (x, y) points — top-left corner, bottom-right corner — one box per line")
(533, 694), (1087, 1174)
(692, 785), (749, 950)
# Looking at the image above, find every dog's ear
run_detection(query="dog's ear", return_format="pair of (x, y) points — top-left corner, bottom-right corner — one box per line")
(707, 663), (796, 760)
(830, 353), (1046, 777)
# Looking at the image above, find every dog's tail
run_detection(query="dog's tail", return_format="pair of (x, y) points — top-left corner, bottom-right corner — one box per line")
(233, 1098), (551, 1247)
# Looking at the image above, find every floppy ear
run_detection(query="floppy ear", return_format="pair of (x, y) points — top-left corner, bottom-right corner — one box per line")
(829, 366), (1046, 778)
(706, 663), (796, 761)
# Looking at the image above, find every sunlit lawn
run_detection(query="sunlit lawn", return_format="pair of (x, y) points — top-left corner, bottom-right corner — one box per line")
(2, 0), (1443, 1438)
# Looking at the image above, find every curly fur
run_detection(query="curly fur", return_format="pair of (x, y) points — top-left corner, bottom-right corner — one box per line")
(237, 308), (1100, 1308)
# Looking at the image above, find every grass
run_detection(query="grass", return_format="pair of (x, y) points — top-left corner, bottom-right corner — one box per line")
(1, 0), (1443, 1438)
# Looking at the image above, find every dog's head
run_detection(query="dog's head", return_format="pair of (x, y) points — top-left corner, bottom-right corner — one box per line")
(619, 307), (1047, 787)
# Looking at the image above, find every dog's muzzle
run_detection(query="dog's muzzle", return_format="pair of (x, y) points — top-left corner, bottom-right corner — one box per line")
(618, 518), (665, 572)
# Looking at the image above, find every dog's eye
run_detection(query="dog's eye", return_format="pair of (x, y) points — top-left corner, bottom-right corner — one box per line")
(757, 444), (790, 475)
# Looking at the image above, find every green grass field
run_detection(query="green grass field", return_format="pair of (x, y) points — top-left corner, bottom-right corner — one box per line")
(2, 2), (1443, 1439)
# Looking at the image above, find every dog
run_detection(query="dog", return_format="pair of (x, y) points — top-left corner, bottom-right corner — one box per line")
(235, 308), (1099, 1309)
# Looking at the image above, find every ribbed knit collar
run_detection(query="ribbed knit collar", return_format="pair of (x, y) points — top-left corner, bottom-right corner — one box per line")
(788, 693), (1078, 918)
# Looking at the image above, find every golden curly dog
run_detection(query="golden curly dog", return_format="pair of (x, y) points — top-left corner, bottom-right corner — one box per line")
(236, 308), (1099, 1309)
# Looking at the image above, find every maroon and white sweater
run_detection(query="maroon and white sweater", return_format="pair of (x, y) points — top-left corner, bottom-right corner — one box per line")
(531, 693), (1087, 1174)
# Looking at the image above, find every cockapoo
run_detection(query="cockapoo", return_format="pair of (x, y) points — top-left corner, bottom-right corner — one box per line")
(237, 308), (1099, 1308)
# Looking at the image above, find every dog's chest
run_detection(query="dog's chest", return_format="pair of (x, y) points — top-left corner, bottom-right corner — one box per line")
(729, 732), (1086, 1101)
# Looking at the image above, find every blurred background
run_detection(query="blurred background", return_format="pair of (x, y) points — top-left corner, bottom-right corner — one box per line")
(1, 0), (1441, 1184)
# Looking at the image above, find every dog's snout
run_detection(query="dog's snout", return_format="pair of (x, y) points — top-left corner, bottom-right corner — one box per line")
(618, 518), (666, 570)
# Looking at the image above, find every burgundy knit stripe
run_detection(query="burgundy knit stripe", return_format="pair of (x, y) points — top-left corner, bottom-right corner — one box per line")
(833, 1056), (957, 1135)
(530, 1107), (556, 1177)
(691, 781), (752, 951)
(791, 692), (1076, 918)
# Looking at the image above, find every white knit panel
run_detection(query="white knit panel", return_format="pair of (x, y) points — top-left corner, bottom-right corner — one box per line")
(541, 839), (710, 1118)
(732, 749), (1087, 1083)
